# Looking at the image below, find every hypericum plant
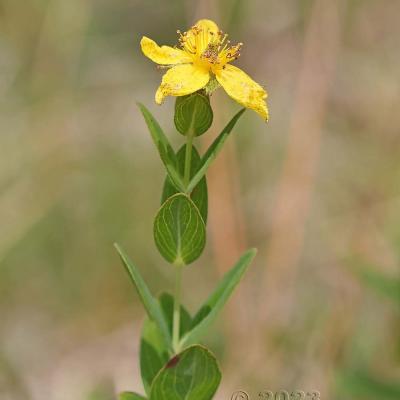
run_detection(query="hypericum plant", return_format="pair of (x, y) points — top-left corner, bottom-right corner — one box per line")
(115, 19), (269, 400)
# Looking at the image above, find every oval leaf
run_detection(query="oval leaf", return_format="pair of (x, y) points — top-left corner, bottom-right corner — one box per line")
(150, 345), (221, 400)
(162, 145), (208, 222)
(174, 93), (213, 137)
(154, 193), (206, 265)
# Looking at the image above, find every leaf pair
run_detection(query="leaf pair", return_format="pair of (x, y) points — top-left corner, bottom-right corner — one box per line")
(138, 103), (245, 196)
(115, 243), (256, 350)
(140, 104), (245, 266)
(115, 245), (257, 398)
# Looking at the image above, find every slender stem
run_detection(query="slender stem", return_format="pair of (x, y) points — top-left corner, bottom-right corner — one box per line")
(173, 105), (197, 351)
(183, 129), (194, 187)
(184, 102), (198, 188)
(172, 264), (183, 353)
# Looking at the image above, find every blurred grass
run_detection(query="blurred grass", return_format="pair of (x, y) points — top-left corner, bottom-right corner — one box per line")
(1, 0), (400, 399)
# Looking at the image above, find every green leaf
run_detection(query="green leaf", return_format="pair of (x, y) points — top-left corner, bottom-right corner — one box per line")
(186, 108), (246, 193)
(174, 93), (213, 137)
(162, 145), (208, 222)
(154, 193), (206, 265)
(149, 345), (221, 400)
(114, 244), (171, 349)
(119, 392), (147, 400)
(138, 103), (184, 191)
(140, 319), (169, 396)
(181, 248), (257, 347)
(140, 293), (192, 395)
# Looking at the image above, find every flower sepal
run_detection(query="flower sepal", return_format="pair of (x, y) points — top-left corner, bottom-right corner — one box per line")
(204, 78), (221, 95)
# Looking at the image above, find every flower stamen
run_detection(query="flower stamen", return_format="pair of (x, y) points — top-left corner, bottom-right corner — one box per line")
(176, 25), (243, 67)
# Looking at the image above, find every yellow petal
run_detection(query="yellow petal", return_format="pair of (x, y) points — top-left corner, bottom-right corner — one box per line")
(216, 64), (269, 120)
(186, 19), (220, 54)
(155, 64), (210, 104)
(194, 19), (219, 35)
(140, 36), (191, 65)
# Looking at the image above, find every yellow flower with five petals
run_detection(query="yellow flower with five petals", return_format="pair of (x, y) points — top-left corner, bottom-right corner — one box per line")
(140, 19), (269, 120)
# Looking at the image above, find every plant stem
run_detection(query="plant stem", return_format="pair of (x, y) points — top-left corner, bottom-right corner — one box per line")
(173, 107), (197, 351)
(172, 264), (183, 353)
(183, 129), (194, 187)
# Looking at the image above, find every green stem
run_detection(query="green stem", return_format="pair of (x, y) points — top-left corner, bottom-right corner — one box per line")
(183, 130), (194, 187)
(173, 102), (198, 352)
(183, 101), (199, 189)
(172, 264), (183, 353)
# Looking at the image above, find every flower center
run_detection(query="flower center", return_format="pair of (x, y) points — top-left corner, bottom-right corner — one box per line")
(177, 26), (243, 70)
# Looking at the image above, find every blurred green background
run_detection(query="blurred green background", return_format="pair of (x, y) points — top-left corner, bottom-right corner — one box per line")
(1, 0), (399, 399)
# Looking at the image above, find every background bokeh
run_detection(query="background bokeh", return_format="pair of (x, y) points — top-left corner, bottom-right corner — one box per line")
(1, 0), (399, 399)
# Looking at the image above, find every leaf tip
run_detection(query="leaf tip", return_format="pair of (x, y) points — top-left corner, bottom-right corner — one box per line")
(136, 102), (146, 114)
(113, 242), (122, 253)
(245, 247), (258, 260)
(250, 247), (258, 255)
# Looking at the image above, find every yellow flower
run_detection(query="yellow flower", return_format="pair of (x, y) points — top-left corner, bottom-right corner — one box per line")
(140, 19), (269, 120)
